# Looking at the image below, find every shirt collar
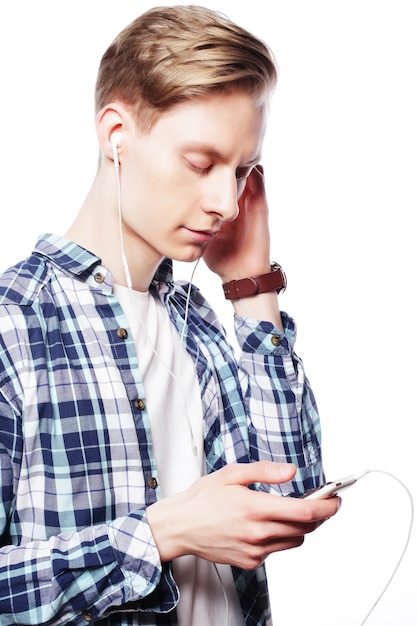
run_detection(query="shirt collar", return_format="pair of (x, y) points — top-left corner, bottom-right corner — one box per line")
(34, 233), (174, 284)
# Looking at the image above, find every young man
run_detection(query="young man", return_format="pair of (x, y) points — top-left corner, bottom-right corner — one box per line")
(0, 6), (339, 625)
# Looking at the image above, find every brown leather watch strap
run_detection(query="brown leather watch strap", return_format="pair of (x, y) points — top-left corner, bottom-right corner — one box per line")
(222, 263), (286, 300)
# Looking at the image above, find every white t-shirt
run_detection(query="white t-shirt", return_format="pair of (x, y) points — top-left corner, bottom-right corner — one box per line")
(114, 285), (244, 626)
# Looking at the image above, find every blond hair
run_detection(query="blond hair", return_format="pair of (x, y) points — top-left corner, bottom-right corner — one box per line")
(95, 5), (277, 131)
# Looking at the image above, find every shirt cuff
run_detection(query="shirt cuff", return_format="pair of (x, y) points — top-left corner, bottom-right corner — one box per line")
(108, 509), (167, 599)
(234, 311), (296, 355)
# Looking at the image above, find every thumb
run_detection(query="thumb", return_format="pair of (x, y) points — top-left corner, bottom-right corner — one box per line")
(221, 461), (297, 487)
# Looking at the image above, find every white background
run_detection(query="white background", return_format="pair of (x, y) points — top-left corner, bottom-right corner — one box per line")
(0, 1), (416, 624)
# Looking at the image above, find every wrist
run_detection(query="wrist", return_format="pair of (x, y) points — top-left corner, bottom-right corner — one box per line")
(147, 496), (188, 562)
(231, 291), (283, 330)
(222, 262), (286, 300)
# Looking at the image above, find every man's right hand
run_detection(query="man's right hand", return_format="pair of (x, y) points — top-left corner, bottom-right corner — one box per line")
(146, 461), (340, 570)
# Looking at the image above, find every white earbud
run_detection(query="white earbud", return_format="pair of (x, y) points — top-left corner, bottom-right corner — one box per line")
(110, 132), (122, 168)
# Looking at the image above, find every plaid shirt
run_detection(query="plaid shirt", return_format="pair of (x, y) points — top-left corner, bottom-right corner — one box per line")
(0, 234), (323, 626)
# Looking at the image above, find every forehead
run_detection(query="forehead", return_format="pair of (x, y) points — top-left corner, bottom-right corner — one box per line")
(147, 91), (267, 160)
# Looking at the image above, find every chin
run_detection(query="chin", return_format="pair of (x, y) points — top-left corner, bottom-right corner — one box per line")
(172, 247), (205, 264)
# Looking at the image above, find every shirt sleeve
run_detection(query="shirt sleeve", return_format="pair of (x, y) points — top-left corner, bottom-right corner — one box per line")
(0, 395), (178, 626)
(234, 312), (325, 496)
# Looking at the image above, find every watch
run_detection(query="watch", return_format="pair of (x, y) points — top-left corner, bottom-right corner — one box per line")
(222, 262), (287, 300)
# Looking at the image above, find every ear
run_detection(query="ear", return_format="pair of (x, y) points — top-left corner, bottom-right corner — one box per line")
(96, 103), (126, 165)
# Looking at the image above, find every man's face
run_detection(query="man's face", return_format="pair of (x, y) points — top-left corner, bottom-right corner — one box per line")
(119, 90), (267, 264)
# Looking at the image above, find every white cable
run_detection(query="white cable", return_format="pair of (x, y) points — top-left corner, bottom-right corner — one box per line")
(212, 562), (230, 626)
(180, 258), (200, 348)
(178, 259), (201, 456)
(116, 158), (413, 625)
(114, 145), (204, 457)
(359, 469), (414, 625)
(115, 164), (230, 626)
(135, 270), (200, 458)
(115, 164), (132, 291)
(176, 260), (231, 626)
(114, 154), (195, 446)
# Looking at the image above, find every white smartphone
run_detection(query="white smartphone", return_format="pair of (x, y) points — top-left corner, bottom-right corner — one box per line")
(302, 472), (368, 500)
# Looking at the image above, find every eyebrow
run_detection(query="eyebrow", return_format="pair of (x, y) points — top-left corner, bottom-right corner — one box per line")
(182, 142), (262, 167)
(242, 154), (262, 167)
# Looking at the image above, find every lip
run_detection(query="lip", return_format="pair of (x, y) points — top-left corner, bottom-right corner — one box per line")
(183, 227), (218, 244)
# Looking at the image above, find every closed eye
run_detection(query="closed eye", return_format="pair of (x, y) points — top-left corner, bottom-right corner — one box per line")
(186, 160), (254, 180)
(187, 161), (212, 176)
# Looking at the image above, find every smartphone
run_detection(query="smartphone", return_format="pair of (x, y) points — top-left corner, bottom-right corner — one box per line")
(302, 472), (367, 500)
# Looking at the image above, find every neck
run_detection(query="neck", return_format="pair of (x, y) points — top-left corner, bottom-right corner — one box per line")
(65, 165), (162, 291)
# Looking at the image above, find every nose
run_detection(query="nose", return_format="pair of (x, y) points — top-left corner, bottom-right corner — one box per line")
(202, 171), (239, 223)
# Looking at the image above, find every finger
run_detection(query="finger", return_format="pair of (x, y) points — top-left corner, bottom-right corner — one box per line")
(241, 486), (341, 528)
(239, 165), (262, 201)
(264, 492), (341, 525)
(251, 163), (266, 185)
(260, 515), (328, 542)
(219, 461), (297, 488)
(233, 535), (306, 569)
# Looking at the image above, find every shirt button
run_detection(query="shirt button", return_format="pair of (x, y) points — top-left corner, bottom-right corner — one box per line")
(83, 612), (93, 622)
(135, 398), (146, 411)
(94, 272), (105, 283)
(117, 327), (128, 339)
(271, 334), (281, 346)
(148, 477), (158, 489)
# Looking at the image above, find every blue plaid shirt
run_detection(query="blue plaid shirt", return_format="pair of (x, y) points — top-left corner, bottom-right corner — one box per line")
(0, 234), (323, 626)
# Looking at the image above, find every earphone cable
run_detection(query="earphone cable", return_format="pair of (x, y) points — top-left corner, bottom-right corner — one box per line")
(359, 469), (414, 625)
(115, 161), (230, 626)
(115, 165), (133, 291)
